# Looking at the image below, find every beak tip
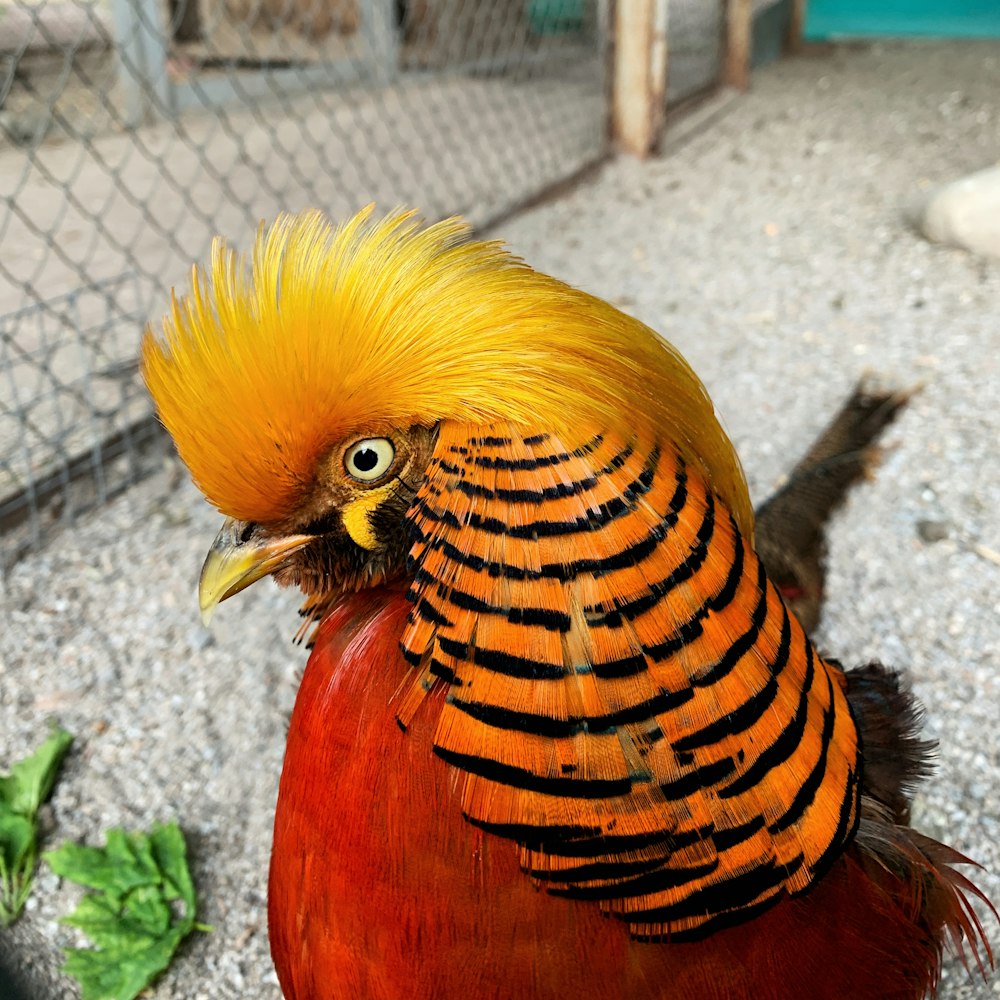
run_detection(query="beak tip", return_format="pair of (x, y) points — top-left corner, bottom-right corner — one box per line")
(197, 520), (312, 623)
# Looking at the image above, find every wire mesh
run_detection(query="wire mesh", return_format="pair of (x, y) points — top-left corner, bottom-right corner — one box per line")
(0, 272), (166, 568)
(667, 0), (724, 104)
(0, 0), (610, 570)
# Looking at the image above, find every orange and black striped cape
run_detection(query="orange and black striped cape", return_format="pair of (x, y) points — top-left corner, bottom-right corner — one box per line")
(394, 422), (860, 939)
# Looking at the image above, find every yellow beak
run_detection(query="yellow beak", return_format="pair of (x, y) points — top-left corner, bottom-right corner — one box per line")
(198, 518), (312, 625)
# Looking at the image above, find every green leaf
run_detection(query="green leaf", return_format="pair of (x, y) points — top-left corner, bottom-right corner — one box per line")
(62, 890), (171, 951)
(0, 725), (73, 925)
(0, 725), (73, 820)
(0, 813), (36, 875)
(149, 822), (196, 920)
(0, 816), (37, 926)
(62, 927), (184, 1000)
(47, 822), (206, 1000)
(47, 829), (160, 904)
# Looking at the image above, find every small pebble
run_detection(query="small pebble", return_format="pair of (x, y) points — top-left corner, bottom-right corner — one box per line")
(917, 519), (950, 543)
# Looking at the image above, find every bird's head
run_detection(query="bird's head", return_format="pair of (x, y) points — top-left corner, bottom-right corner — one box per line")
(142, 207), (751, 625)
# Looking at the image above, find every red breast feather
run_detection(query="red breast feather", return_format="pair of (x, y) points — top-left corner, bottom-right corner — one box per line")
(269, 585), (992, 1000)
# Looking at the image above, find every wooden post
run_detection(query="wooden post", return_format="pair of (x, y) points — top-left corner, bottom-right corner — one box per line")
(612, 0), (668, 158)
(724, 0), (752, 91)
(786, 0), (807, 53)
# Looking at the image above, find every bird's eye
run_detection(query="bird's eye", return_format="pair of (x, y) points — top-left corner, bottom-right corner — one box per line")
(344, 438), (395, 482)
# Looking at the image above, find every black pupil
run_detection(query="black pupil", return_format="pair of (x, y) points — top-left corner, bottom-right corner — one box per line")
(353, 447), (379, 473)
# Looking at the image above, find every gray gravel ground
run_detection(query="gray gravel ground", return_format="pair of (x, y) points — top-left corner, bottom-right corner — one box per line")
(2, 39), (999, 1000)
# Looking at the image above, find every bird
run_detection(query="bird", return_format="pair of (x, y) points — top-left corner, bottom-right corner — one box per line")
(142, 207), (993, 1000)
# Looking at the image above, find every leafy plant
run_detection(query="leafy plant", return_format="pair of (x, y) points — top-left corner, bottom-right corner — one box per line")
(0, 725), (73, 925)
(46, 822), (209, 1000)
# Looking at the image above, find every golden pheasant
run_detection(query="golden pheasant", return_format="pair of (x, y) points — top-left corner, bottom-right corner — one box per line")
(143, 208), (993, 1000)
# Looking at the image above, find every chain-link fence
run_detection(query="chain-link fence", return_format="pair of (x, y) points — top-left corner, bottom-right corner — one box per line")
(1, 0), (617, 569)
(666, 0), (788, 106)
(0, 0), (764, 571)
(667, 0), (724, 103)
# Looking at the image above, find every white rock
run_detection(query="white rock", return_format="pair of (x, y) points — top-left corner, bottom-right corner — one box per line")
(920, 164), (1000, 258)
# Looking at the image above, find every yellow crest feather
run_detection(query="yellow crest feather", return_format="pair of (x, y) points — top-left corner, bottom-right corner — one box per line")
(142, 206), (752, 534)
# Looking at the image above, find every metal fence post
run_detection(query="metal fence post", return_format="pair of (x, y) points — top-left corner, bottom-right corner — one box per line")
(111, 0), (172, 127)
(364, 0), (400, 84)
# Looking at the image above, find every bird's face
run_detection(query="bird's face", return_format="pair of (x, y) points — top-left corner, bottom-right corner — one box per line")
(198, 423), (438, 622)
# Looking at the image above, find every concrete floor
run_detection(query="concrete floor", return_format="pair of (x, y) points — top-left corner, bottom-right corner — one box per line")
(2, 38), (999, 1000)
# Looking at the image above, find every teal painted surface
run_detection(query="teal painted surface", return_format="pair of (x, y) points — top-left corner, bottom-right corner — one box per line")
(805, 0), (1000, 39)
(526, 0), (584, 35)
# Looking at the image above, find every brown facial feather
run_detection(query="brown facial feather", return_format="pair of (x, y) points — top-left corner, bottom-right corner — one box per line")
(263, 424), (438, 613)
